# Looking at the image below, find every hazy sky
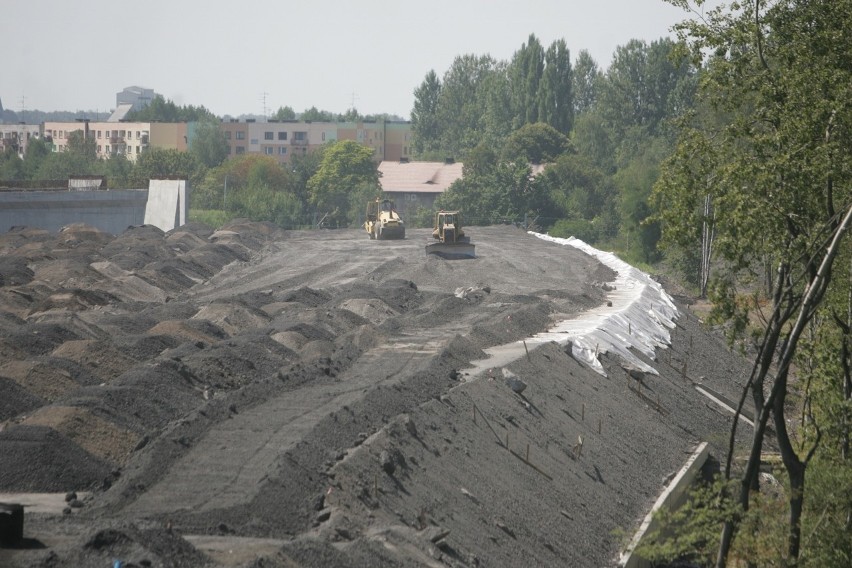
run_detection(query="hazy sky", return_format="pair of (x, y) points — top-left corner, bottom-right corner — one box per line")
(2, 0), (720, 119)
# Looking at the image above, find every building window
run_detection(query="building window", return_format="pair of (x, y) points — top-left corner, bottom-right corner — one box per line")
(278, 147), (287, 155)
(236, 131), (245, 140)
(105, 145), (110, 153)
(97, 131), (102, 139)
(278, 131), (287, 140)
(264, 147), (273, 155)
(250, 139), (258, 145)
(97, 145), (102, 153)
(408, 193), (418, 202)
(225, 131), (231, 140)
(236, 146), (245, 154)
(264, 131), (273, 140)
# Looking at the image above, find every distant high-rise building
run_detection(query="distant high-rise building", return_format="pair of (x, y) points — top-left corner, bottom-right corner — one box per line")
(116, 86), (157, 112)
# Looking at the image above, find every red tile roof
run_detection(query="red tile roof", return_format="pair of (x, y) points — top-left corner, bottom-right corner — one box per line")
(378, 161), (464, 194)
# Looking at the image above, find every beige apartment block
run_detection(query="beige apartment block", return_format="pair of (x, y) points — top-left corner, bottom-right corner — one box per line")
(43, 121), (188, 162)
(220, 119), (411, 165)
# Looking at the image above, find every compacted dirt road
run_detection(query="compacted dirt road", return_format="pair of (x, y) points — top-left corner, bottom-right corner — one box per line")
(0, 221), (752, 567)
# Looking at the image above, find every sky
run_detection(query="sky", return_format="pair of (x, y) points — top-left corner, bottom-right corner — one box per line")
(2, 0), (721, 119)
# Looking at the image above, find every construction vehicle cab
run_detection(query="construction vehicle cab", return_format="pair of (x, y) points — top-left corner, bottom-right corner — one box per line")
(365, 198), (405, 240)
(425, 210), (475, 258)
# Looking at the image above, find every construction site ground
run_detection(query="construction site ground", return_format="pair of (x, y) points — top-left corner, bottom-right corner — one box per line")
(0, 221), (753, 567)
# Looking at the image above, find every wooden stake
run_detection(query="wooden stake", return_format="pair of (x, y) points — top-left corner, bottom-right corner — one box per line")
(525, 443), (530, 462)
(598, 418), (602, 434)
(523, 340), (530, 361)
(473, 404), (477, 425)
(505, 432), (509, 449)
(374, 473), (378, 496)
(628, 321), (631, 335)
(582, 403), (585, 421)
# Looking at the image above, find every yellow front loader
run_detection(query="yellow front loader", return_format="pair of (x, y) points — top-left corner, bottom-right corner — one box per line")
(364, 198), (405, 240)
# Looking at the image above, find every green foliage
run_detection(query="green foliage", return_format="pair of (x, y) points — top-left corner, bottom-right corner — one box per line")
(102, 154), (134, 188)
(271, 106), (296, 121)
(130, 147), (204, 190)
(537, 152), (618, 240)
(226, 182), (303, 228)
(190, 119), (229, 168)
(548, 218), (598, 242)
(188, 209), (230, 228)
(125, 95), (216, 122)
(0, 147), (24, 180)
(307, 140), (379, 227)
(22, 137), (52, 179)
(411, 70), (442, 157)
(500, 122), (572, 164)
(300, 107), (335, 122)
(573, 49), (601, 117)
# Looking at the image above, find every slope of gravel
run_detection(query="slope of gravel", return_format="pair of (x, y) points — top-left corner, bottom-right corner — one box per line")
(0, 221), (753, 568)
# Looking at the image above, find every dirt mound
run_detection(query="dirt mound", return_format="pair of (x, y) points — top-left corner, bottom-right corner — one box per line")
(0, 425), (111, 491)
(0, 223), (753, 568)
(0, 257), (34, 287)
(22, 405), (139, 466)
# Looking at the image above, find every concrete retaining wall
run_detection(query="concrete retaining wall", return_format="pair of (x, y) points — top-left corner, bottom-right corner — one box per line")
(0, 179), (187, 235)
(618, 442), (710, 567)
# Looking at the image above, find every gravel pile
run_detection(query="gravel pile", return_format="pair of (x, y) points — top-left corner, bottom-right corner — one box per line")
(0, 222), (753, 567)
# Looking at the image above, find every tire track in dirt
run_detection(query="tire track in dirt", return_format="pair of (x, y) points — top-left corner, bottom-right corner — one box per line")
(125, 334), (448, 516)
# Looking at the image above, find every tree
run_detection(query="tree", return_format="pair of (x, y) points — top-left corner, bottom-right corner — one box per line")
(271, 106), (296, 121)
(435, 54), (500, 158)
(300, 107), (334, 122)
(130, 147), (204, 190)
(0, 146), (24, 180)
(22, 137), (52, 179)
(656, 1), (852, 564)
(411, 70), (442, 157)
(307, 140), (379, 227)
(537, 39), (574, 133)
(190, 119), (229, 168)
(501, 122), (572, 165)
(126, 95), (217, 122)
(508, 34), (545, 128)
(573, 49), (602, 117)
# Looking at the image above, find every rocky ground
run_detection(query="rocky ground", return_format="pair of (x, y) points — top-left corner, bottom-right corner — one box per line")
(0, 221), (753, 567)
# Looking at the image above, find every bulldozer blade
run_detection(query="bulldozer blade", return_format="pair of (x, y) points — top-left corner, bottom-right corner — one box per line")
(425, 242), (476, 259)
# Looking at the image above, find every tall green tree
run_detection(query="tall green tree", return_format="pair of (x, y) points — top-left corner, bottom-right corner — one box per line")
(411, 70), (442, 157)
(436, 54), (500, 158)
(508, 34), (545, 128)
(307, 140), (379, 227)
(190, 119), (229, 168)
(656, 1), (852, 564)
(537, 39), (574, 133)
(573, 49), (602, 117)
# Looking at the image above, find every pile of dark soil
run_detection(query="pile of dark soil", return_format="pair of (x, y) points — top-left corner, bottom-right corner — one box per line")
(0, 222), (753, 568)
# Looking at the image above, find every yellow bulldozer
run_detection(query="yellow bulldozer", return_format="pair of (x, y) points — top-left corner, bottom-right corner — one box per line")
(425, 210), (475, 258)
(364, 198), (405, 240)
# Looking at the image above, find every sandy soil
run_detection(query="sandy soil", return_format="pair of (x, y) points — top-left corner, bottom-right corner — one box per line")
(0, 221), (753, 567)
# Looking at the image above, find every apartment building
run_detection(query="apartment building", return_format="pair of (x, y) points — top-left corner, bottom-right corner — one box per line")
(0, 124), (42, 159)
(220, 119), (412, 165)
(38, 118), (410, 165)
(42, 121), (188, 161)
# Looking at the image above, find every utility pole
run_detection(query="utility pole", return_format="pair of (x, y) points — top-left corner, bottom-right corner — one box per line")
(261, 92), (269, 119)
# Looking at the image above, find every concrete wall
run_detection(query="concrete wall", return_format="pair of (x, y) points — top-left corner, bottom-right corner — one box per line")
(0, 179), (188, 236)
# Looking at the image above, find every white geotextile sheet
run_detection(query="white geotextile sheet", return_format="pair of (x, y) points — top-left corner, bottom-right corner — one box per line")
(527, 233), (679, 376)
